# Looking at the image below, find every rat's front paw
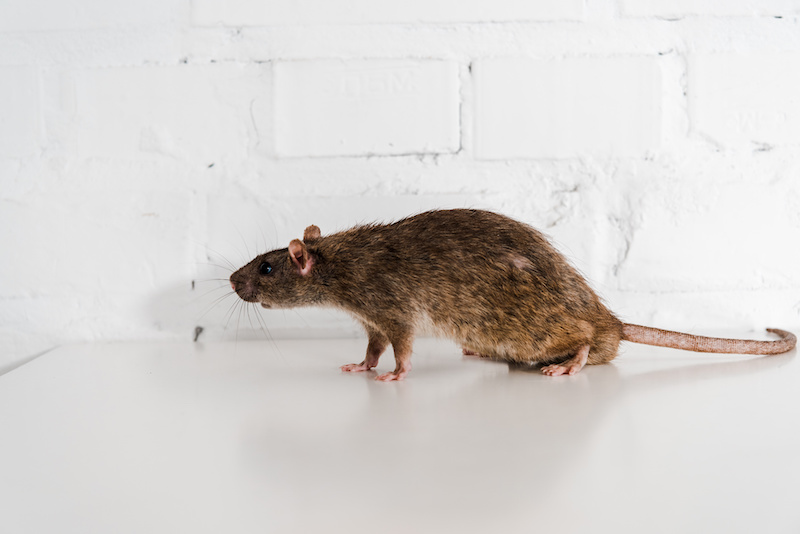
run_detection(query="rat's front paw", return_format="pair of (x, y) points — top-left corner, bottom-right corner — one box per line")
(375, 371), (407, 382)
(374, 362), (411, 382)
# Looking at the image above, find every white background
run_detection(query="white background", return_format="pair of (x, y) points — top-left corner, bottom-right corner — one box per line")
(2, 0), (800, 373)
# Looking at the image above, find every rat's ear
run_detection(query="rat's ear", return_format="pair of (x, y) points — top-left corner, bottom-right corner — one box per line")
(288, 239), (313, 276)
(303, 225), (321, 242)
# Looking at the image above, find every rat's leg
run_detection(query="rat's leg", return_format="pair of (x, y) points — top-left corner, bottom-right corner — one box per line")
(341, 325), (389, 373)
(541, 344), (590, 377)
(375, 332), (413, 382)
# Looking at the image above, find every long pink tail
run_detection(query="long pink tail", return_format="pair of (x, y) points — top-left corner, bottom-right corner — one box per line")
(622, 324), (796, 355)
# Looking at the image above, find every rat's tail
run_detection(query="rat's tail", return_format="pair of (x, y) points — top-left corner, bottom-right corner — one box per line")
(621, 324), (796, 355)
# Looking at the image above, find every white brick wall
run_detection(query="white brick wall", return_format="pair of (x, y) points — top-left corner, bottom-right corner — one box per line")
(621, 0), (800, 18)
(0, 0), (185, 32)
(690, 53), (800, 149)
(0, 66), (41, 158)
(2, 0), (800, 372)
(474, 57), (661, 159)
(70, 64), (267, 162)
(275, 60), (459, 157)
(192, 0), (584, 26)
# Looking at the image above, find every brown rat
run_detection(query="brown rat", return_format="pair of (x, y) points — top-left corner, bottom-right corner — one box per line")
(229, 209), (796, 381)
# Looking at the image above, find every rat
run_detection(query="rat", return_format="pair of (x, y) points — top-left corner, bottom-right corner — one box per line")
(229, 209), (796, 381)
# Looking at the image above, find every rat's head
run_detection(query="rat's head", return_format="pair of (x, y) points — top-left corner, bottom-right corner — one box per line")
(229, 225), (322, 309)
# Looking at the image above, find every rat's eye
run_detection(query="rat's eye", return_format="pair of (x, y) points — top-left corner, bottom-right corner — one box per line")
(259, 262), (273, 275)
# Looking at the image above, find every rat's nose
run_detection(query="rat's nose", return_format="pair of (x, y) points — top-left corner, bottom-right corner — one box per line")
(229, 274), (258, 302)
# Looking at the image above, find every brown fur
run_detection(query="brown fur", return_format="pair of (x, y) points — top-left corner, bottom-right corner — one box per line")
(229, 209), (795, 380)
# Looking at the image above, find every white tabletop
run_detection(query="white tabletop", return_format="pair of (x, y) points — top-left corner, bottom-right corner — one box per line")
(1, 337), (798, 533)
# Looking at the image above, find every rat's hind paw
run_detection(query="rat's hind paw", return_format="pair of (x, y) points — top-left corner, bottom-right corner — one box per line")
(541, 363), (581, 376)
(540, 345), (590, 377)
(341, 362), (372, 373)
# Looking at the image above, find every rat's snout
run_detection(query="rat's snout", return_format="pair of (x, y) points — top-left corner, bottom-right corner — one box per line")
(229, 272), (259, 302)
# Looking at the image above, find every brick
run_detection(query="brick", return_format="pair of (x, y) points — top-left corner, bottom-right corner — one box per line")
(0, 66), (40, 158)
(474, 58), (661, 159)
(689, 53), (800, 148)
(192, 0), (583, 26)
(0, 0), (184, 32)
(621, 0), (800, 17)
(71, 64), (268, 162)
(274, 60), (459, 158)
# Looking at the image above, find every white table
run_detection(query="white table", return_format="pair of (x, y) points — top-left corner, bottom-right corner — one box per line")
(1, 337), (798, 533)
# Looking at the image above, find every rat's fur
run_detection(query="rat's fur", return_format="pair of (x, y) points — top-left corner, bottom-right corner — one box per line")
(230, 209), (795, 380)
